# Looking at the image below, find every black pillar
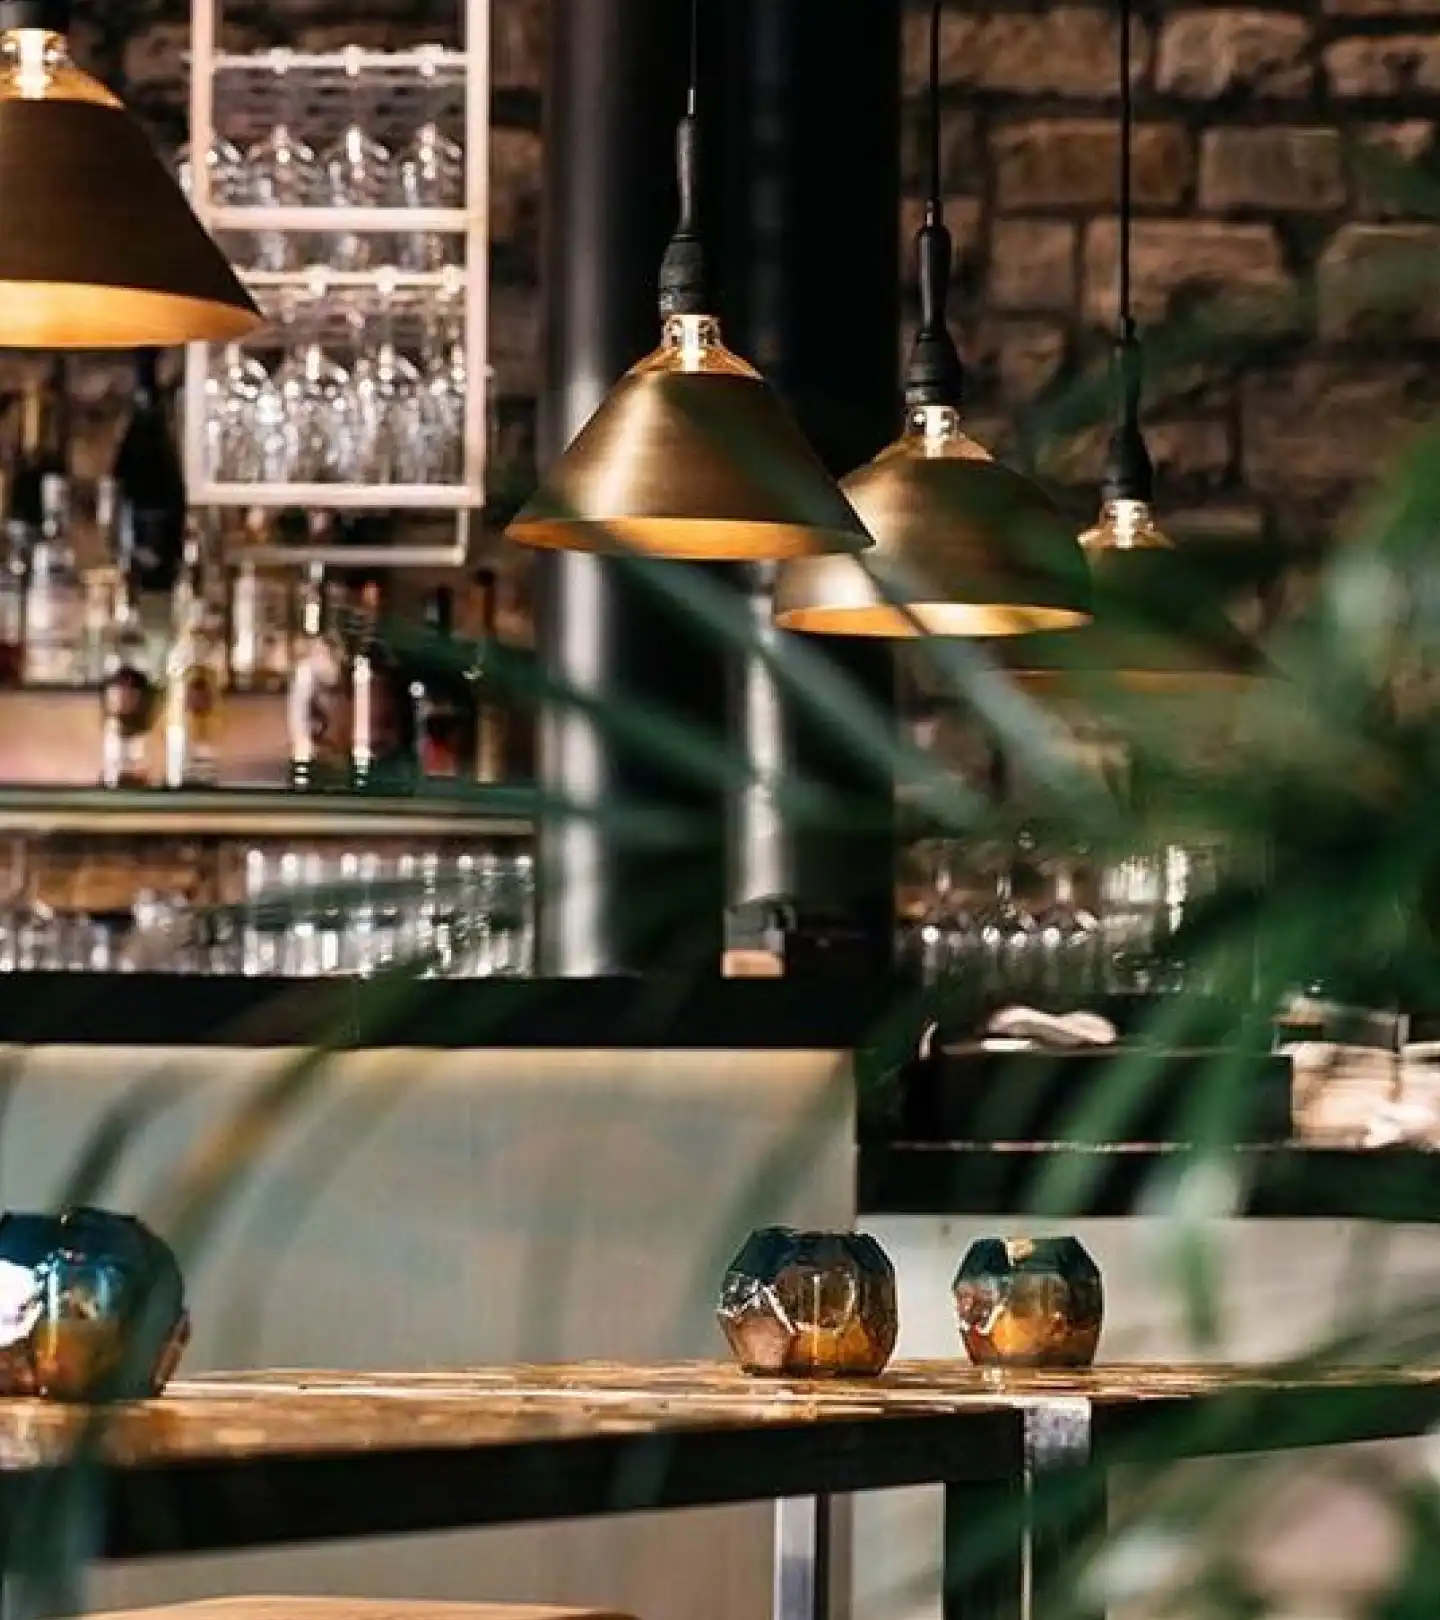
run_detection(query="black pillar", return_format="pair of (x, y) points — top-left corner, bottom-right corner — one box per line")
(535, 0), (727, 976)
(708, 2), (902, 969)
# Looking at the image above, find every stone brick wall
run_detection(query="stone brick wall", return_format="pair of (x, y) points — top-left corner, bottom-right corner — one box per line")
(906, 1), (1440, 555)
(50, 1), (1440, 559)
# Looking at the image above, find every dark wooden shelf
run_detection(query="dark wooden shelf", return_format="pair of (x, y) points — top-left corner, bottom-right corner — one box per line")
(859, 1141), (1440, 1221)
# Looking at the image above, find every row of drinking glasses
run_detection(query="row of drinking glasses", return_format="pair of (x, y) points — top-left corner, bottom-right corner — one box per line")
(178, 95), (464, 274)
(0, 852), (535, 979)
(205, 288), (468, 485)
(899, 839), (1222, 1000)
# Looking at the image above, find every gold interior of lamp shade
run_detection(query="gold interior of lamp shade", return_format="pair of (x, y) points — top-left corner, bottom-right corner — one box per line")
(773, 408), (1092, 636)
(1008, 501), (1266, 689)
(508, 315), (871, 561)
(0, 28), (260, 347)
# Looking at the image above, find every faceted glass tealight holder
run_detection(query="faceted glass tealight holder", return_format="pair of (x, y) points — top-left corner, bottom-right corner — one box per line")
(953, 1236), (1102, 1369)
(717, 1226), (898, 1377)
(0, 1206), (190, 1400)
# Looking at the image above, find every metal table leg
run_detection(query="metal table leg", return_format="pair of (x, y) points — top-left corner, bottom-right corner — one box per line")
(0, 1465), (100, 1620)
(943, 1399), (1105, 1620)
(774, 1495), (832, 1620)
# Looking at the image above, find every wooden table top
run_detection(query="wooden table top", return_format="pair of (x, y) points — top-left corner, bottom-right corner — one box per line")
(5, 1361), (1439, 1469)
(3, 1362), (1436, 1561)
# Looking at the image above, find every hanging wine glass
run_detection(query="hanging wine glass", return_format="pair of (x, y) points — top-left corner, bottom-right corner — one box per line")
(1033, 845), (1100, 1004)
(351, 276), (423, 482)
(241, 56), (321, 271)
(418, 275), (466, 480)
(271, 289), (350, 482)
(318, 48), (393, 272)
(393, 101), (463, 272)
(176, 134), (250, 262)
(205, 341), (270, 482)
(972, 837), (1040, 1001)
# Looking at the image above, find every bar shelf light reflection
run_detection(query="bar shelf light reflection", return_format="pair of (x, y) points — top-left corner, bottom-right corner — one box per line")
(0, 848), (535, 979)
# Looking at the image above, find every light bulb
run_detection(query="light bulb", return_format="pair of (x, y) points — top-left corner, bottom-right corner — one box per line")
(634, 313), (759, 378)
(1079, 497), (1172, 553)
(0, 26), (118, 106)
(890, 402), (992, 465)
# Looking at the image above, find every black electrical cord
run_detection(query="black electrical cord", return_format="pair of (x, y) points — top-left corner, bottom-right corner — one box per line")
(904, 0), (964, 409)
(688, 0), (699, 117)
(928, 0), (943, 225)
(1102, 0), (1154, 504)
(658, 0), (706, 316)
(1118, 0), (1133, 343)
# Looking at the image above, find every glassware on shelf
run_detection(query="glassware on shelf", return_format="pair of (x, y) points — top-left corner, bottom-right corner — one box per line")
(317, 51), (394, 271)
(176, 134), (246, 209)
(202, 278), (471, 489)
(1032, 854), (1100, 1001)
(349, 278), (425, 482)
(1098, 851), (1165, 992)
(270, 295), (352, 483)
(240, 61), (321, 272)
(418, 286), (467, 482)
(241, 847), (279, 976)
(176, 133), (251, 265)
(206, 344), (271, 484)
(393, 119), (463, 271)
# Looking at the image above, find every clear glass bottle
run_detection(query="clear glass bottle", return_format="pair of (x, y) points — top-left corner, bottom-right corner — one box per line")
(229, 508), (291, 692)
(9, 360), (66, 534)
(98, 569), (158, 787)
(23, 474), (85, 686)
(287, 563), (350, 792)
(163, 533), (227, 788)
(349, 579), (415, 792)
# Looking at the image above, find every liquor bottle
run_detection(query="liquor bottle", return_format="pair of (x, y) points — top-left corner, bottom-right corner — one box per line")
(112, 349), (187, 597)
(474, 567), (508, 784)
(23, 475), (86, 687)
(98, 568), (159, 787)
(0, 520), (25, 688)
(287, 563), (350, 792)
(413, 586), (476, 780)
(350, 579), (416, 792)
(228, 508), (291, 692)
(163, 527), (227, 788)
(9, 360), (67, 532)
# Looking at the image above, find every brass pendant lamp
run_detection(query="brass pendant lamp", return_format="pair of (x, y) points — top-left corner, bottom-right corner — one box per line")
(1008, 0), (1261, 690)
(0, 0), (260, 347)
(773, 0), (1091, 637)
(507, 2), (870, 562)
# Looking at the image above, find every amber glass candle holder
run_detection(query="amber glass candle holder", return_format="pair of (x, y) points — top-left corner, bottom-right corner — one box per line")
(717, 1226), (898, 1378)
(953, 1236), (1102, 1369)
(0, 1206), (190, 1400)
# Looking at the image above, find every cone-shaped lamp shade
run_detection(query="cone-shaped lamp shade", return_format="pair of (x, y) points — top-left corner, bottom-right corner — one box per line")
(1008, 499), (1265, 690)
(508, 316), (871, 561)
(774, 406), (1091, 636)
(0, 20), (260, 347)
